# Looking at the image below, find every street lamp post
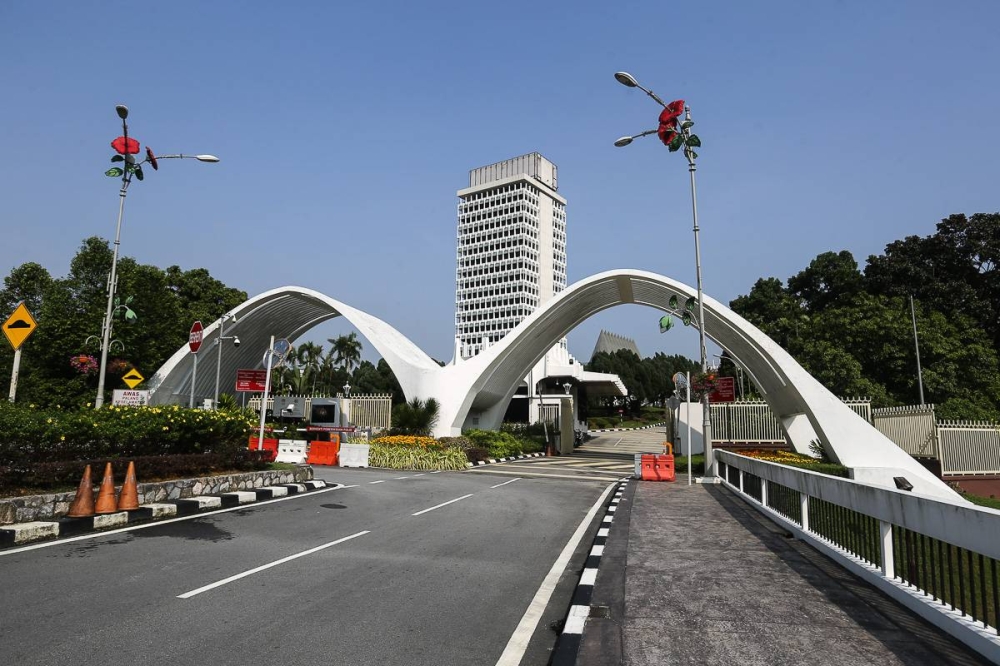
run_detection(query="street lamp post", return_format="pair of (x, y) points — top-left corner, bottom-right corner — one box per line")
(213, 314), (240, 408)
(94, 104), (219, 408)
(613, 71), (714, 477)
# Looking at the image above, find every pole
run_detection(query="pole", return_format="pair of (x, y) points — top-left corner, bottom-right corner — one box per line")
(94, 185), (127, 409)
(910, 295), (925, 405)
(686, 372), (692, 486)
(189, 352), (197, 409)
(686, 105), (713, 478)
(257, 335), (275, 450)
(213, 316), (226, 408)
(8, 348), (21, 403)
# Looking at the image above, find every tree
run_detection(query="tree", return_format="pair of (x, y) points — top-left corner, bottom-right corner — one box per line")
(390, 397), (440, 436)
(328, 332), (362, 373)
(787, 251), (864, 313)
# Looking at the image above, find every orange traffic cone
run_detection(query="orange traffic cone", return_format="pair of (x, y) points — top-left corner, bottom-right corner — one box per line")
(117, 461), (139, 511)
(94, 462), (118, 514)
(66, 465), (95, 518)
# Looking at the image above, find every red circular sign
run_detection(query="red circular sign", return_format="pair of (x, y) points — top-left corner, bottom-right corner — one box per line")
(189, 321), (204, 353)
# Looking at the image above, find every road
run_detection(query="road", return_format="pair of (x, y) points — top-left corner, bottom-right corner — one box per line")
(0, 457), (627, 666)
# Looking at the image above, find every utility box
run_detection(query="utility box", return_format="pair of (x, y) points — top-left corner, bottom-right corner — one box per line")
(309, 399), (340, 426)
(273, 396), (305, 419)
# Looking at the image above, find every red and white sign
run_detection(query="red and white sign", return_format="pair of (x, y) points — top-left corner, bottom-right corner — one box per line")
(236, 369), (268, 392)
(189, 321), (204, 353)
(307, 425), (356, 433)
(709, 376), (736, 403)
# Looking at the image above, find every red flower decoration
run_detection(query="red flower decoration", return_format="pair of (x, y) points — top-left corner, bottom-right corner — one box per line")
(657, 127), (677, 146)
(659, 99), (685, 124)
(111, 136), (140, 155)
(146, 146), (158, 170)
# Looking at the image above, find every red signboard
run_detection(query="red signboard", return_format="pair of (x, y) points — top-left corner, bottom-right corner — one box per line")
(709, 376), (736, 403)
(236, 369), (267, 392)
(306, 425), (356, 433)
(188, 321), (204, 353)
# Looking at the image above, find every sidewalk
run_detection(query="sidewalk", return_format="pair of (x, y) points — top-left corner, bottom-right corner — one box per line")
(574, 480), (985, 666)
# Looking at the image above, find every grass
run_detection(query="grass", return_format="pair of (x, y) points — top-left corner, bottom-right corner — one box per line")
(962, 493), (1000, 510)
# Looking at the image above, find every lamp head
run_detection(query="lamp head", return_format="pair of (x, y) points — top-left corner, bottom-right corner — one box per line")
(115, 105), (129, 120)
(614, 72), (639, 88)
(614, 136), (633, 148)
(232, 336), (240, 347)
(195, 155), (220, 163)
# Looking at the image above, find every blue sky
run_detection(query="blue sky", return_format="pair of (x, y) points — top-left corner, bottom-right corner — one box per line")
(1, 1), (998, 366)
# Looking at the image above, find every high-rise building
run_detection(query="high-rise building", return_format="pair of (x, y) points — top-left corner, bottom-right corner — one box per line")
(455, 152), (567, 359)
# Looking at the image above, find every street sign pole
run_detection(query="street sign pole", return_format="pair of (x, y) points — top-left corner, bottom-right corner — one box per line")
(8, 348), (21, 403)
(188, 321), (204, 409)
(256, 336), (276, 451)
(189, 354), (197, 409)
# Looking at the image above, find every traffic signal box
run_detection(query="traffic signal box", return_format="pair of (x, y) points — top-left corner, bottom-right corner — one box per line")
(638, 442), (676, 482)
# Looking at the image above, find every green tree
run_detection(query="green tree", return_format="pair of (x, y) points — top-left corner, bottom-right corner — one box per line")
(328, 332), (363, 373)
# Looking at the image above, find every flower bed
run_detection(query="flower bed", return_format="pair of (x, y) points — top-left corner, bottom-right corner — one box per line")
(737, 449), (850, 477)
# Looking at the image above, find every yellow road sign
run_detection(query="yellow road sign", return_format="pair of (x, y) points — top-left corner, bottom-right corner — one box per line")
(122, 368), (144, 389)
(3, 302), (38, 350)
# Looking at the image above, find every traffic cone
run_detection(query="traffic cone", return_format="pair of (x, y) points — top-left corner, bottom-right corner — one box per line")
(66, 465), (95, 518)
(117, 461), (139, 511)
(94, 463), (118, 514)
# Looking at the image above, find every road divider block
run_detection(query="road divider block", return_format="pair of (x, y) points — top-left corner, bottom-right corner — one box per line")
(0, 521), (59, 545)
(219, 491), (257, 507)
(174, 496), (223, 514)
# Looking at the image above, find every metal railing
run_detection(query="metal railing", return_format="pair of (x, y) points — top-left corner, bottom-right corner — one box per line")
(709, 398), (871, 445)
(939, 421), (1000, 475)
(873, 404), (939, 458)
(718, 450), (1000, 662)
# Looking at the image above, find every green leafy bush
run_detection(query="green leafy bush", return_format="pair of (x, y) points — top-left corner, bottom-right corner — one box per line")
(0, 402), (260, 493)
(464, 429), (542, 458)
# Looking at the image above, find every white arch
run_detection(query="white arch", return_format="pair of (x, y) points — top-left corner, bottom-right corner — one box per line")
(148, 272), (959, 500)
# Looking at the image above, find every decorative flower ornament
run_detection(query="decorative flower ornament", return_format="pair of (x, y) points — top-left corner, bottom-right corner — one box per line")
(111, 136), (140, 154)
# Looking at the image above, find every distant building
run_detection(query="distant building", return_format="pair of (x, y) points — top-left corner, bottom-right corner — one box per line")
(453, 153), (625, 424)
(590, 330), (641, 361)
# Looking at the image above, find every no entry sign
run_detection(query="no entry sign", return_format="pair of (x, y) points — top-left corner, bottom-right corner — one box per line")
(189, 321), (204, 353)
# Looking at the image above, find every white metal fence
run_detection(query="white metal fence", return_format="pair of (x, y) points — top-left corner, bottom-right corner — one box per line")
(938, 420), (1000, 475)
(873, 404), (939, 458)
(709, 398), (871, 445)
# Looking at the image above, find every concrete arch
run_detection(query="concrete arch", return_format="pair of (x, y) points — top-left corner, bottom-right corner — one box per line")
(148, 272), (957, 500)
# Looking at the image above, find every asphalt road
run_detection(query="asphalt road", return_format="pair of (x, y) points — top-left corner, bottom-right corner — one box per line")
(0, 466), (616, 666)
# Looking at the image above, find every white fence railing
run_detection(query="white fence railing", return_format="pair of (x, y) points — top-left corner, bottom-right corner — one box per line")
(873, 404), (939, 458)
(717, 450), (1000, 662)
(939, 421), (1000, 476)
(709, 398), (871, 445)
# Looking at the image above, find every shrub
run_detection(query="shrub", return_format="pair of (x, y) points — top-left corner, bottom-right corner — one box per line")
(368, 442), (468, 471)
(465, 447), (489, 464)
(464, 429), (541, 458)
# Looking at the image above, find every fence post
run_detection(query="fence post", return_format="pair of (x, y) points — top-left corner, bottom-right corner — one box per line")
(761, 478), (768, 507)
(879, 520), (895, 579)
(800, 493), (809, 531)
(738, 468), (744, 493)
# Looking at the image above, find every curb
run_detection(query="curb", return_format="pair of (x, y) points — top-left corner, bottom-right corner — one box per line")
(551, 478), (630, 665)
(0, 480), (331, 548)
(588, 422), (666, 434)
(465, 452), (547, 468)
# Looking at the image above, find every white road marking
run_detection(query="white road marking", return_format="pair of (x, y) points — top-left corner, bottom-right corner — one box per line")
(467, 468), (622, 482)
(580, 568), (598, 586)
(613, 438), (623, 447)
(412, 494), (474, 516)
(177, 531), (369, 599)
(590, 545), (605, 557)
(0, 483), (349, 557)
(369, 480), (387, 484)
(597, 528), (609, 537)
(490, 478), (521, 489)
(563, 604), (589, 634)
(494, 480), (617, 666)
(395, 476), (411, 480)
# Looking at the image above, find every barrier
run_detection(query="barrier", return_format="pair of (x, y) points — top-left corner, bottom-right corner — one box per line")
(635, 449), (676, 482)
(276, 440), (308, 464)
(339, 443), (370, 468)
(306, 435), (341, 466)
(249, 437), (279, 462)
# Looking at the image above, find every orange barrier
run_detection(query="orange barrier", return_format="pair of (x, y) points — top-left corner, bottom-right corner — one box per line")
(306, 435), (341, 466)
(66, 464), (96, 518)
(640, 453), (676, 482)
(95, 462), (118, 514)
(117, 461), (140, 511)
(248, 437), (279, 462)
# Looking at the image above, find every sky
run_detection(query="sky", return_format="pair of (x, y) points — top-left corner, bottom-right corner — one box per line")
(1, 1), (998, 367)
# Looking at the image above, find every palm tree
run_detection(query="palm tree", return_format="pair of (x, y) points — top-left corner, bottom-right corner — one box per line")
(296, 341), (325, 393)
(391, 397), (440, 436)
(328, 332), (363, 374)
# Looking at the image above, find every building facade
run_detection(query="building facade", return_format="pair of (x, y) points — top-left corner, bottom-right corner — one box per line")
(455, 153), (567, 359)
